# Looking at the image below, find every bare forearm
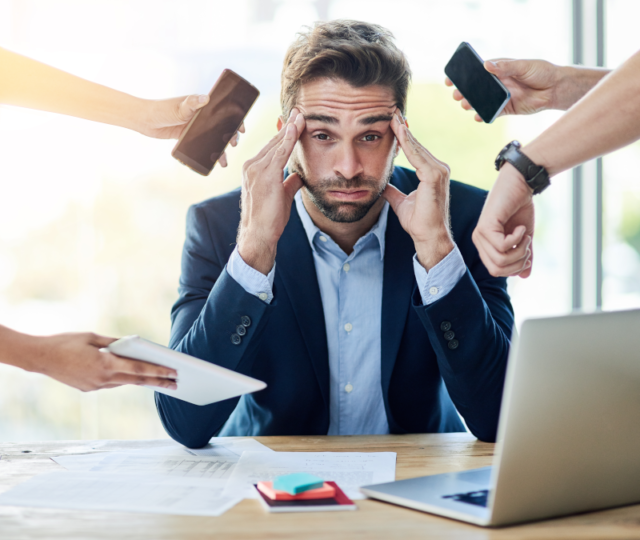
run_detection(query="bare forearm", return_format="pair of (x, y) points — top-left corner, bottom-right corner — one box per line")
(552, 65), (611, 110)
(525, 50), (640, 176)
(0, 325), (44, 373)
(0, 47), (149, 132)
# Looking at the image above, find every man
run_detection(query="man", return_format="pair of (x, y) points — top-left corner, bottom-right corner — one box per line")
(156, 20), (514, 446)
(444, 52), (640, 278)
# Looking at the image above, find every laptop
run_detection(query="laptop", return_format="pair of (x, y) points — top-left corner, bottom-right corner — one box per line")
(361, 309), (640, 527)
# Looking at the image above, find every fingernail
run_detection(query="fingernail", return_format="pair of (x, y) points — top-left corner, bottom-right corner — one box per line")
(168, 383), (177, 390)
(198, 95), (207, 103)
(525, 260), (531, 268)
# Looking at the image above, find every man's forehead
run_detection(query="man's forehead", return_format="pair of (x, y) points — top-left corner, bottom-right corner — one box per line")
(296, 78), (397, 121)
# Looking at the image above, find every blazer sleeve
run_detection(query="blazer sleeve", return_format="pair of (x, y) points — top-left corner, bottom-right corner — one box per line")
(412, 265), (513, 443)
(155, 204), (275, 448)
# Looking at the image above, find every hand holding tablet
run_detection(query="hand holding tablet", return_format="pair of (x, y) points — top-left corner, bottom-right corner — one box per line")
(106, 336), (266, 406)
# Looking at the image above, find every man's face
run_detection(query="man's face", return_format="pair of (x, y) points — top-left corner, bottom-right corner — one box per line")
(288, 79), (399, 223)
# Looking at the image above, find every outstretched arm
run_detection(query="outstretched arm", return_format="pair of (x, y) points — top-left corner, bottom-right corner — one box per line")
(0, 325), (177, 392)
(446, 58), (610, 122)
(0, 47), (244, 165)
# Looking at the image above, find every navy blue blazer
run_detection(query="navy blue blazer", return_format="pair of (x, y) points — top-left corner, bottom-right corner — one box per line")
(156, 166), (514, 446)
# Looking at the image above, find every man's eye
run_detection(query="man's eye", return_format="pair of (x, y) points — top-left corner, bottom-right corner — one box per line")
(315, 133), (330, 140)
(363, 134), (380, 142)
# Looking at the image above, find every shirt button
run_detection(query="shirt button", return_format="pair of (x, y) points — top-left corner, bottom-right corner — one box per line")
(258, 292), (268, 301)
(231, 334), (242, 345)
(236, 325), (247, 337)
(241, 315), (251, 327)
(319, 235), (327, 242)
(344, 383), (353, 393)
(429, 286), (439, 296)
(444, 330), (455, 341)
(440, 321), (452, 332)
(448, 339), (459, 350)
(343, 263), (350, 273)
(344, 323), (353, 333)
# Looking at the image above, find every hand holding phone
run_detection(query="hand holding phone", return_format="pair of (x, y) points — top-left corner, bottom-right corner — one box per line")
(444, 42), (511, 124)
(172, 69), (260, 175)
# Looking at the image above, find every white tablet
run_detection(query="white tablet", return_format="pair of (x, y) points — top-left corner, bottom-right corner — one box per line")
(106, 335), (266, 406)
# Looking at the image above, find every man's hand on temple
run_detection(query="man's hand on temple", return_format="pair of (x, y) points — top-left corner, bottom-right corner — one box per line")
(383, 110), (454, 271)
(472, 163), (534, 278)
(236, 109), (305, 275)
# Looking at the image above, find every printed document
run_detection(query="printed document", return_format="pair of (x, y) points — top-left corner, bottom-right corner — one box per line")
(223, 451), (396, 500)
(52, 437), (273, 479)
(0, 472), (239, 517)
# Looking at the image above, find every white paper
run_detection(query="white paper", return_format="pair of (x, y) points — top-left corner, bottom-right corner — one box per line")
(223, 451), (396, 500)
(52, 438), (273, 480)
(0, 472), (240, 517)
(54, 452), (238, 479)
(185, 437), (273, 457)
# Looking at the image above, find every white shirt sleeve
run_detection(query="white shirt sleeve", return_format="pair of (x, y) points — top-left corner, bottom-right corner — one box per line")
(226, 246), (276, 304)
(413, 245), (466, 306)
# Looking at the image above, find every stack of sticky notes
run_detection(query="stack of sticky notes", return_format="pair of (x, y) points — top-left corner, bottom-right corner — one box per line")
(254, 473), (356, 513)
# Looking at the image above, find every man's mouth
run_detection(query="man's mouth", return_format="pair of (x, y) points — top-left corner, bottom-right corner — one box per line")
(326, 189), (370, 202)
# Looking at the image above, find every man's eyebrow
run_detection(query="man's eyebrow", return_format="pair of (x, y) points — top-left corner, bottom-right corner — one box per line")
(304, 114), (338, 124)
(359, 114), (394, 125)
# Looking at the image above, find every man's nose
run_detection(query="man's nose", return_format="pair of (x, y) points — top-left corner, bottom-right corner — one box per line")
(333, 143), (364, 181)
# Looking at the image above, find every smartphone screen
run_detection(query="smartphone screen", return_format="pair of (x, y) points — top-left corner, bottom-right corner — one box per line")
(444, 42), (510, 124)
(172, 70), (260, 176)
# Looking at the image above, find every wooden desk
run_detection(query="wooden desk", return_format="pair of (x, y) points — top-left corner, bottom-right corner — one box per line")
(1, 434), (640, 539)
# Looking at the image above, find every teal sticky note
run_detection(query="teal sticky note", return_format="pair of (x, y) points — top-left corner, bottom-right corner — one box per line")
(272, 473), (324, 495)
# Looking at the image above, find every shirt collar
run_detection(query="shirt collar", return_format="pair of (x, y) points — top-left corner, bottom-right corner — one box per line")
(294, 190), (389, 260)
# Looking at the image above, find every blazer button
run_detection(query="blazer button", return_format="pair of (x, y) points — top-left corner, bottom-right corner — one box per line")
(444, 330), (455, 341)
(236, 325), (247, 337)
(440, 321), (452, 332)
(231, 333), (242, 345)
(448, 339), (459, 350)
(241, 315), (251, 327)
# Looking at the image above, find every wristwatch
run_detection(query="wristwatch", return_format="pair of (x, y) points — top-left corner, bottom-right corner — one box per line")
(495, 141), (551, 195)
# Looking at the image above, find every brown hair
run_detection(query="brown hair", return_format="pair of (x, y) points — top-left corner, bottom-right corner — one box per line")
(280, 20), (411, 118)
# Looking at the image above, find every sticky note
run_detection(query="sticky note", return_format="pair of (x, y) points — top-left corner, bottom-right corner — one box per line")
(257, 481), (336, 501)
(272, 473), (324, 495)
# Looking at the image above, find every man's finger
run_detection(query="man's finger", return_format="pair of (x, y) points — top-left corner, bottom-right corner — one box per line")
(251, 108), (299, 163)
(391, 113), (430, 171)
(481, 233), (531, 272)
(445, 77), (453, 87)
(452, 89), (464, 101)
(238, 123), (246, 134)
(269, 114), (304, 168)
(382, 184), (407, 214)
(219, 153), (228, 168)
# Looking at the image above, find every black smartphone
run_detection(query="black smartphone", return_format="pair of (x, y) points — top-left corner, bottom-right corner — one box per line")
(172, 69), (260, 176)
(444, 42), (510, 124)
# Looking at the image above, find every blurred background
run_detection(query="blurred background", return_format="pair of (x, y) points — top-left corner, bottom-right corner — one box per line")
(0, 0), (637, 441)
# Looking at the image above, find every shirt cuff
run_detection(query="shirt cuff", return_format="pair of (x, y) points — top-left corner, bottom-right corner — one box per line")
(226, 246), (275, 304)
(413, 246), (466, 305)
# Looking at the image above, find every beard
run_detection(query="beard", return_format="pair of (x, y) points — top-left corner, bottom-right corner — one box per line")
(289, 157), (394, 223)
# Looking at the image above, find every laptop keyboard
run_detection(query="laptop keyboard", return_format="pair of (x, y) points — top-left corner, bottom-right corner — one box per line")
(442, 489), (489, 507)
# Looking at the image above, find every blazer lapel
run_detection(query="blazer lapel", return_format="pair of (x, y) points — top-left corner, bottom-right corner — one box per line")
(274, 202), (330, 410)
(380, 206), (417, 415)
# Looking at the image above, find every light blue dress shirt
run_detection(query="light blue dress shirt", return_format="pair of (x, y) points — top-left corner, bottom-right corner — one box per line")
(226, 190), (467, 435)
